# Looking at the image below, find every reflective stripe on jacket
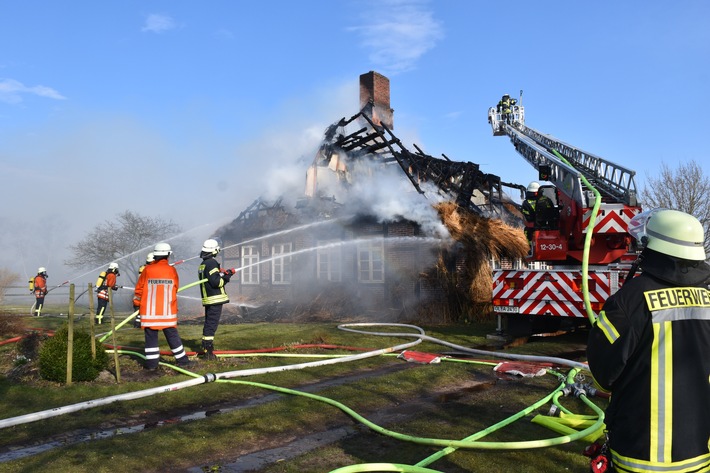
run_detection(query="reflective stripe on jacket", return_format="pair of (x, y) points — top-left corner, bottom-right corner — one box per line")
(587, 272), (710, 472)
(97, 272), (117, 300)
(135, 259), (179, 329)
(198, 256), (229, 306)
(33, 275), (47, 297)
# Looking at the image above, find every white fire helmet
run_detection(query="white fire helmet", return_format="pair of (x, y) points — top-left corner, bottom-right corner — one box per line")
(108, 262), (119, 271)
(153, 242), (172, 257)
(527, 181), (540, 193)
(629, 208), (706, 261)
(202, 238), (220, 255)
(38, 267), (46, 274)
(146, 252), (155, 264)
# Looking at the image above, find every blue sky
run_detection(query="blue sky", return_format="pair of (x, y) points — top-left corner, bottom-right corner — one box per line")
(1, 0), (708, 281)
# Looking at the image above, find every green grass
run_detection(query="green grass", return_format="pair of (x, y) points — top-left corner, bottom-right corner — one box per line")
(0, 312), (603, 473)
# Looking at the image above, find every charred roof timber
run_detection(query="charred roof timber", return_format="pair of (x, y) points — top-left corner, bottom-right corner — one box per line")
(315, 109), (516, 220)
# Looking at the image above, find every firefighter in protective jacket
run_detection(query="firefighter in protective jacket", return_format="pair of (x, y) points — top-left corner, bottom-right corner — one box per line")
(587, 209), (710, 473)
(133, 242), (190, 370)
(197, 238), (233, 360)
(95, 262), (120, 324)
(31, 267), (48, 316)
(132, 252), (154, 328)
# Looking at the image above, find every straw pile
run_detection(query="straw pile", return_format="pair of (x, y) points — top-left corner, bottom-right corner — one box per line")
(427, 201), (529, 321)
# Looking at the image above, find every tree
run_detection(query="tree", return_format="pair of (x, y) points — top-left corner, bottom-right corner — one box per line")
(0, 268), (20, 304)
(65, 211), (182, 287)
(640, 160), (710, 257)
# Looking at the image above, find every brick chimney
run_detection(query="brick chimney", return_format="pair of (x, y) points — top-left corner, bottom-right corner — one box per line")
(359, 71), (394, 129)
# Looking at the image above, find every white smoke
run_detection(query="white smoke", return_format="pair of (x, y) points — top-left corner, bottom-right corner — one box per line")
(320, 158), (451, 239)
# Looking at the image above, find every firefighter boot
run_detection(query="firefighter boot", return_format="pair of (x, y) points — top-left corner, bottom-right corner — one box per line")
(200, 340), (217, 361)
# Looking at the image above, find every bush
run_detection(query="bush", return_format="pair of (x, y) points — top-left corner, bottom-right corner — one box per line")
(38, 325), (109, 383)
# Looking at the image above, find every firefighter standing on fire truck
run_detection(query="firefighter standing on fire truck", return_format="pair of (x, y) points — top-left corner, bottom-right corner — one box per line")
(95, 262), (120, 324)
(31, 267), (48, 316)
(198, 239), (233, 360)
(587, 209), (710, 473)
(134, 242), (190, 370)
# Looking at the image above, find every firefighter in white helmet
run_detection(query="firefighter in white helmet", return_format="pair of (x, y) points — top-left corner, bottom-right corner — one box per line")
(587, 209), (710, 472)
(132, 252), (155, 328)
(95, 262), (120, 324)
(31, 267), (49, 316)
(133, 242), (191, 370)
(197, 238), (233, 360)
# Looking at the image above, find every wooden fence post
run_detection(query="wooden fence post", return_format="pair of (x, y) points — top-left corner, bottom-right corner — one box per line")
(88, 283), (96, 359)
(108, 288), (120, 383)
(66, 285), (74, 385)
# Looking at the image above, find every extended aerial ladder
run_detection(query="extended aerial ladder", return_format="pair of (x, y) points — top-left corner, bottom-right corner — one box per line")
(488, 96), (643, 335)
(488, 98), (641, 264)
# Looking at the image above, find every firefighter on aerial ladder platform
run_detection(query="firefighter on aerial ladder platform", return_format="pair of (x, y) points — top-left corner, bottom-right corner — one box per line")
(587, 209), (710, 473)
(497, 94), (512, 124)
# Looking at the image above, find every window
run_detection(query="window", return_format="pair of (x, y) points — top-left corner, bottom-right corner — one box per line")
(272, 243), (292, 284)
(317, 241), (342, 282)
(241, 246), (259, 284)
(357, 238), (384, 283)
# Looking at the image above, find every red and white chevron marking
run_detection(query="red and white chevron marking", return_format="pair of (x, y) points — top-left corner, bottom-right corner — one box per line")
(492, 270), (611, 318)
(582, 204), (642, 233)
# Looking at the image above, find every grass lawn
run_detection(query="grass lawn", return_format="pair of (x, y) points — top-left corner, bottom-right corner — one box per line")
(0, 311), (603, 472)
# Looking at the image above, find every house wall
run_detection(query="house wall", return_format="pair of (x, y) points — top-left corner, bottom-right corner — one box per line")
(222, 219), (440, 315)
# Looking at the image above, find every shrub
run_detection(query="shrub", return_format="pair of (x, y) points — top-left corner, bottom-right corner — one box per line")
(38, 325), (109, 383)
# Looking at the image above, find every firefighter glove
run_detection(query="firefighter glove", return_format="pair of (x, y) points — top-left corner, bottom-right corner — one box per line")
(133, 315), (141, 329)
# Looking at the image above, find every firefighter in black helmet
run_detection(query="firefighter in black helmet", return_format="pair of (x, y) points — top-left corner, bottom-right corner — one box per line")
(198, 239), (233, 360)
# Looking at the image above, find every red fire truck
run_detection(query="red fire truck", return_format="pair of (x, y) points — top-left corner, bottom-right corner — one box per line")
(488, 95), (642, 337)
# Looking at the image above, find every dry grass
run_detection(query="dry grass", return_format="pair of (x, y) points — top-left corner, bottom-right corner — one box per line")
(419, 202), (529, 322)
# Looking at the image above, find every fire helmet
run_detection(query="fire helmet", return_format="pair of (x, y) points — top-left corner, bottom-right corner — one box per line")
(629, 209), (706, 261)
(153, 242), (172, 257)
(108, 262), (119, 271)
(38, 267), (46, 274)
(202, 238), (221, 255)
(527, 181), (540, 193)
(146, 252), (155, 264)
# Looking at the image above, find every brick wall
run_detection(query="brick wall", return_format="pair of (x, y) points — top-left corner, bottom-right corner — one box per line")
(359, 71), (393, 129)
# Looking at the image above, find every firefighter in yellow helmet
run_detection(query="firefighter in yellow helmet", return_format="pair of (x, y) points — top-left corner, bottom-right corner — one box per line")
(95, 262), (120, 324)
(587, 209), (710, 472)
(31, 267), (49, 316)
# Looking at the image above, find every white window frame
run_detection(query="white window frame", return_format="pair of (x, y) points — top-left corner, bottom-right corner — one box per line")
(357, 238), (384, 283)
(317, 240), (342, 282)
(241, 246), (260, 285)
(272, 243), (292, 285)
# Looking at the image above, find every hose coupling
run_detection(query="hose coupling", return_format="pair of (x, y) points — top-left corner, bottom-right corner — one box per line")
(203, 373), (217, 383)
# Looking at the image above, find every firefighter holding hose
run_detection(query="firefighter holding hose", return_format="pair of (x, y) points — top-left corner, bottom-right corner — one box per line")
(132, 252), (154, 328)
(134, 242), (191, 370)
(95, 262), (120, 325)
(586, 209), (710, 473)
(197, 238), (233, 360)
(31, 267), (48, 316)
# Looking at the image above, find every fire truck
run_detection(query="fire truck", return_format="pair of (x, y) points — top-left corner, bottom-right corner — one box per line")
(488, 94), (643, 336)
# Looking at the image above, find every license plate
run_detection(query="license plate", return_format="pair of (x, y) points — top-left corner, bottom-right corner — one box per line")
(495, 306), (519, 313)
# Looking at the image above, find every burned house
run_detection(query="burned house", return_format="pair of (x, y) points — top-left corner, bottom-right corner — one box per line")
(217, 71), (528, 322)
